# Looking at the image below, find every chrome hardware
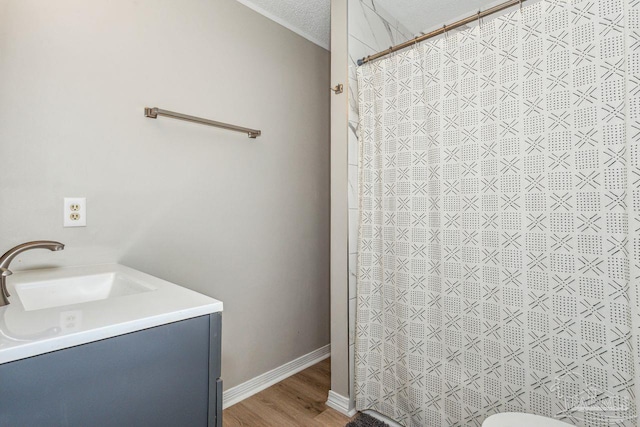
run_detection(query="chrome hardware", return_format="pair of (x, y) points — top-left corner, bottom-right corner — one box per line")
(0, 241), (65, 307)
(145, 107), (261, 139)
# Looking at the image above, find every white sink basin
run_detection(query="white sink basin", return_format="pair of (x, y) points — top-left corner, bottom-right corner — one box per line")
(15, 272), (156, 311)
(0, 264), (223, 365)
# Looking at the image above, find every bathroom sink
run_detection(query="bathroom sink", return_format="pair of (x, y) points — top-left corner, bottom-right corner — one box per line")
(0, 264), (223, 365)
(14, 272), (156, 311)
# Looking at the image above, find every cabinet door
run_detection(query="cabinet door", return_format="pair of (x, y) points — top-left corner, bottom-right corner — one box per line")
(0, 315), (211, 427)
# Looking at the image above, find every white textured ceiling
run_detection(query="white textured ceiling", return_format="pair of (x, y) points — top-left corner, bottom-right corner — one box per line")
(236, 0), (510, 52)
(235, 0), (331, 50)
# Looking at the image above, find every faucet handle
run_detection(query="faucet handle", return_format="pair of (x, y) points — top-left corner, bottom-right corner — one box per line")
(0, 268), (12, 277)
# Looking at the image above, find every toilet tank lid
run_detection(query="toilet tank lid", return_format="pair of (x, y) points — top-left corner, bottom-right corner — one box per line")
(482, 413), (575, 427)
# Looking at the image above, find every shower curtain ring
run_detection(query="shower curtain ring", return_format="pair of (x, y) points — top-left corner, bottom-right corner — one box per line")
(412, 33), (423, 55)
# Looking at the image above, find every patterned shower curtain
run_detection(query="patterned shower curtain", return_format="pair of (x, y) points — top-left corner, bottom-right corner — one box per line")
(355, 0), (640, 426)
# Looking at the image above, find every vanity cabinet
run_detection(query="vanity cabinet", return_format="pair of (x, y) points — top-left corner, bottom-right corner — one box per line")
(0, 313), (222, 427)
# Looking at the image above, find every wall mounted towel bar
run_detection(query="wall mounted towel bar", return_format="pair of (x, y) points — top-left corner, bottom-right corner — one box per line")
(144, 107), (261, 138)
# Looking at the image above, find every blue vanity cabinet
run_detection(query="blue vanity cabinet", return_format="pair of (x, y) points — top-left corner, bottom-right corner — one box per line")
(0, 313), (222, 427)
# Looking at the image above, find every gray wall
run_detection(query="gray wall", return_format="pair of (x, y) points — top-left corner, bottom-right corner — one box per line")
(0, 0), (330, 390)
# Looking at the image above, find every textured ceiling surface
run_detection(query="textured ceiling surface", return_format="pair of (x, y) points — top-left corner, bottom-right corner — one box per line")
(235, 0), (331, 50)
(236, 0), (511, 51)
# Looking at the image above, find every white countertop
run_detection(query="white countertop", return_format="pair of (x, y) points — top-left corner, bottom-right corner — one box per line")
(0, 264), (223, 364)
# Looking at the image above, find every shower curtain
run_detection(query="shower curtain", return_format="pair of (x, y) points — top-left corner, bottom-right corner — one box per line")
(355, 0), (640, 426)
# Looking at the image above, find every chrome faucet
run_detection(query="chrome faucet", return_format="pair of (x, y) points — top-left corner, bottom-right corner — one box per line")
(0, 241), (65, 307)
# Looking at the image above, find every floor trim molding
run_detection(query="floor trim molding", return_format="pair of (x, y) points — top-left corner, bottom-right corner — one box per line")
(326, 390), (357, 417)
(223, 344), (331, 409)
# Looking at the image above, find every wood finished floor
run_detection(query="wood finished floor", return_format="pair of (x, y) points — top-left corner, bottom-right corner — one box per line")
(223, 358), (353, 427)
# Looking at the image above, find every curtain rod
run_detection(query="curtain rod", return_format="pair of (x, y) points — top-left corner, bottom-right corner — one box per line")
(357, 0), (528, 66)
(144, 107), (261, 138)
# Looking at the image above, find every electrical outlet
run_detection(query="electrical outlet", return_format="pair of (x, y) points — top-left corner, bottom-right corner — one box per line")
(64, 197), (86, 227)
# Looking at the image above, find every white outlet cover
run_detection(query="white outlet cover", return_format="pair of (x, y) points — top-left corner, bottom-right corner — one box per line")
(64, 197), (87, 227)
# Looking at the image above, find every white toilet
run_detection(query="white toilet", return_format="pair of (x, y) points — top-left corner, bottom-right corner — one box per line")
(483, 412), (574, 426)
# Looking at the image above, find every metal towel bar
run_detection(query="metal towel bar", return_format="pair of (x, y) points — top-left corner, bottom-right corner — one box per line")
(144, 107), (261, 139)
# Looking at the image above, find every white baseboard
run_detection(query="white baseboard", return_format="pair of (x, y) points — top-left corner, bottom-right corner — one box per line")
(223, 344), (331, 409)
(326, 390), (357, 417)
